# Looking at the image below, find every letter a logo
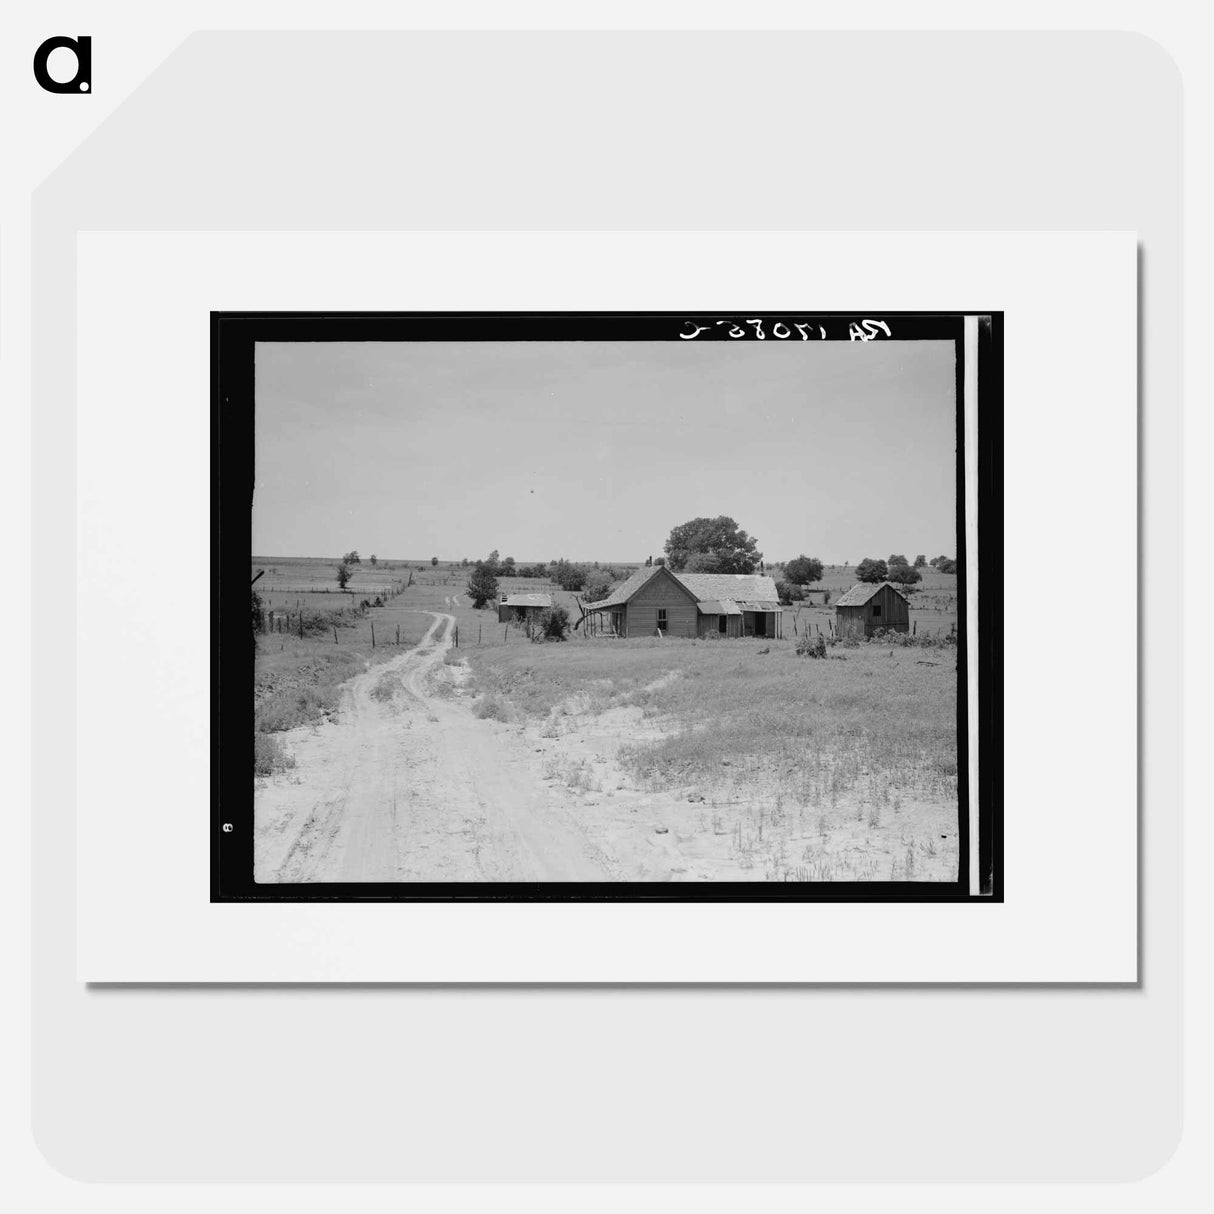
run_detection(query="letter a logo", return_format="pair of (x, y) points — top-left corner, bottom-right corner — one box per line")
(33, 36), (92, 94)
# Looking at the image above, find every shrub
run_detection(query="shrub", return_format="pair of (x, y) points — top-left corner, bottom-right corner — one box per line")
(796, 632), (827, 659)
(431, 556), (439, 566)
(776, 580), (805, 604)
(536, 605), (570, 641)
(474, 693), (513, 722)
(253, 732), (296, 776)
(336, 562), (352, 589)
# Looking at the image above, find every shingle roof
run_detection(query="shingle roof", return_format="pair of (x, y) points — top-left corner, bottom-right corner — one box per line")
(834, 581), (909, 608)
(587, 566), (781, 611)
(500, 593), (553, 608)
(674, 572), (781, 603)
(584, 565), (662, 610)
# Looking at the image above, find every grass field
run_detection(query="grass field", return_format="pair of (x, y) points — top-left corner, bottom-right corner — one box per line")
(452, 626), (959, 880)
(252, 556), (962, 880)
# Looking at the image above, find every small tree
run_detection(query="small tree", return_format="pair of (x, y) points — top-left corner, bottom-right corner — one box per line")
(431, 556), (439, 566)
(913, 554), (926, 568)
(654, 556), (665, 566)
(582, 570), (614, 603)
(336, 562), (352, 589)
(369, 554), (378, 566)
(466, 562), (499, 608)
(855, 557), (888, 584)
(550, 559), (587, 592)
(784, 555), (824, 587)
(343, 550), (361, 565)
(888, 564), (922, 588)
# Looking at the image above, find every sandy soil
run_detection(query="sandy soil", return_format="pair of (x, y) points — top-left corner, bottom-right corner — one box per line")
(255, 613), (613, 882)
(255, 614), (958, 883)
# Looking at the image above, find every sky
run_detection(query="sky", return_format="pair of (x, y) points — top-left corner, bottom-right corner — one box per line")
(252, 339), (957, 566)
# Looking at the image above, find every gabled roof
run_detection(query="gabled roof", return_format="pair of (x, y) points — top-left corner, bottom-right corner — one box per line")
(834, 581), (909, 608)
(585, 564), (664, 610)
(587, 566), (781, 611)
(501, 593), (553, 608)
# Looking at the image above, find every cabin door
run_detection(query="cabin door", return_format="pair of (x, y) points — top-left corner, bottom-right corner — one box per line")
(754, 612), (767, 638)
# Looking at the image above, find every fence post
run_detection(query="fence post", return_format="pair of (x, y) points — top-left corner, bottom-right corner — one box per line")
(371, 621), (375, 648)
(300, 613), (305, 639)
(478, 623), (482, 645)
(333, 625), (338, 644)
(396, 624), (400, 645)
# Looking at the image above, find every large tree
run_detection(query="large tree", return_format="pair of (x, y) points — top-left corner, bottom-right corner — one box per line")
(663, 515), (762, 574)
(855, 557), (888, 584)
(784, 555), (824, 587)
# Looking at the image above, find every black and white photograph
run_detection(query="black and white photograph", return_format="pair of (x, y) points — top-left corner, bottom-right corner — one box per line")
(215, 311), (1001, 900)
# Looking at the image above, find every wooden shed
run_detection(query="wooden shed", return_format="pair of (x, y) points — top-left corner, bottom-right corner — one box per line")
(583, 565), (782, 639)
(834, 582), (910, 638)
(497, 592), (553, 624)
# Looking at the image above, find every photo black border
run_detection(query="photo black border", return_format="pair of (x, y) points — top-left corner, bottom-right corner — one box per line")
(212, 311), (1003, 903)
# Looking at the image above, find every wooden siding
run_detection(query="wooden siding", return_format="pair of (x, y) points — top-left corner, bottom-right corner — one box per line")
(835, 584), (909, 637)
(697, 613), (743, 638)
(625, 566), (699, 637)
(497, 603), (547, 624)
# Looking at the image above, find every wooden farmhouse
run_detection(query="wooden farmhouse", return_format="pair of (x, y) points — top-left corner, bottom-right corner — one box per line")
(497, 592), (553, 624)
(584, 565), (783, 639)
(834, 581), (910, 638)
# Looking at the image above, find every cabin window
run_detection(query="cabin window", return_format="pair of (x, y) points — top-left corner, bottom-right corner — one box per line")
(871, 605), (882, 618)
(718, 616), (727, 634)
(657, 608), (668, 631)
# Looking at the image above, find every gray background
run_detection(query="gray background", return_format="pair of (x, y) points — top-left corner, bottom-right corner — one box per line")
(32, 31), (1180, 1180)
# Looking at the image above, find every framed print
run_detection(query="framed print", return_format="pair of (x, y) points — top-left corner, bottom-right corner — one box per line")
(214, 310), (1002, 903)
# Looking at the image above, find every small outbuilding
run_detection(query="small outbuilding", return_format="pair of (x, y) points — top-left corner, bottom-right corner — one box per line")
(497, 592), (553, 624)
(834, 581), (910, 638)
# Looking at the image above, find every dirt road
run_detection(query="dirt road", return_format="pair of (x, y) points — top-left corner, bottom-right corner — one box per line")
(254, 613), (613, 883)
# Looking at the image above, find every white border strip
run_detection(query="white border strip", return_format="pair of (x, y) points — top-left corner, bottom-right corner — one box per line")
(965, 315), (981, 894)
